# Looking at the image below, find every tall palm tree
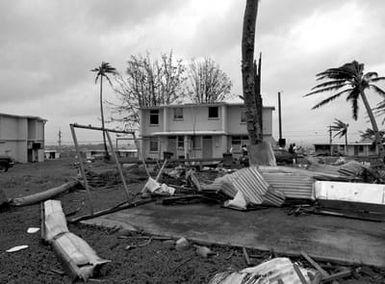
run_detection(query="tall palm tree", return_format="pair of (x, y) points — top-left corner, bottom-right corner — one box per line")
(91, 62), (117, 159)
(330, 119), (349, 154)
(305, 61), (385, 159)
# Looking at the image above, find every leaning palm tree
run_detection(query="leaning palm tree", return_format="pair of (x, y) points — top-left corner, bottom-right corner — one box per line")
(305, 61), (385, 159)
(91, 62), (117, 159)
(330, 119), (349, 154)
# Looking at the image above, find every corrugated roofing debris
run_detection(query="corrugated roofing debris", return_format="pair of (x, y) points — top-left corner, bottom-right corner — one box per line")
(203, 167), (285, 207)
(261, 173), (314, 200)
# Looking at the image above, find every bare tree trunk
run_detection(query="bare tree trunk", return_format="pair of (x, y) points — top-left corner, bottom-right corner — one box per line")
(242, 0), (276, 166)
(241, 0), (262, 145)
(100, 76), (109, 159)
(360, 90), (385, 160)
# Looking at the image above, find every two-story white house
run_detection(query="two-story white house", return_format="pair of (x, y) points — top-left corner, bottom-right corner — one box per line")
(139, 103), (275, 160)
(0, 113), (46, 163)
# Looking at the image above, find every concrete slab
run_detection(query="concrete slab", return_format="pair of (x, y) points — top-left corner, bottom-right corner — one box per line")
(82, 203), (385, 267)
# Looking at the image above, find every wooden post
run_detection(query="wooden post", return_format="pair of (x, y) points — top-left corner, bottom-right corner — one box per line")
(70, 124), (93, 215)
(105, 131), (130, 201)
(155, 159), (168, 182)
(134, 135), (150, 178)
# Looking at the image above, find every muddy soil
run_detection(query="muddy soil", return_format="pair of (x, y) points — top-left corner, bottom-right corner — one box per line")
(0, 158), (384, 283)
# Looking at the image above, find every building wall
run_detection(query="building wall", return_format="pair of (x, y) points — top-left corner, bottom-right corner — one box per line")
(140, 109), (164, 136)
(226, 105), (273, 136)
(0, 114), (46, 163)
(140, 104), (274, 160)
(165, 106), (223, 132)
(0, 116), (28, 140)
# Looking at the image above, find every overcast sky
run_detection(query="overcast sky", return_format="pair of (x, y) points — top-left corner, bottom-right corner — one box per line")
(1, 0), (385, 146)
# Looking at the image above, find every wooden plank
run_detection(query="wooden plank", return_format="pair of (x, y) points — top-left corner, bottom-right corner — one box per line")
(242, 247), (251, 266)
(322, 269), (352, 283)
(293, 263), (308, 284)
(301, 251), (329, 278)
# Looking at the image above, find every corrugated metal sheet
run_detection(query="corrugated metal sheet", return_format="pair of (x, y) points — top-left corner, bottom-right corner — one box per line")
(261, 173), (314, 200)
(209, 257), (314, 284)
(203, 167), (285, 207)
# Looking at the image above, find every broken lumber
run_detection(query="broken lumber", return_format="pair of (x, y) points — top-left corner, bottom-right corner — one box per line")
(42, 200), (110, 281)
(242, 247), (252, 266)
(301, 251), (329, 278)
(322, 269), (352, 283)
(10, 180), (79, 206)
(69, 198), (155, 223)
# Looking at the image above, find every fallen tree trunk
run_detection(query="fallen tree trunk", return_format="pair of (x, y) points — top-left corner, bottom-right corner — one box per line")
(10, 180), (79, 206)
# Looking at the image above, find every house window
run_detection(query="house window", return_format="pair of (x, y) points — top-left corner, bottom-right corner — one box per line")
(177, 136), (184, 149)
(191, 136), (202, 150)
(149, 138), (158, 152)
(241, 108), (246, 123)
(150, 109), (159, 125)
(208, 106), (219, 119)
(173, 108), (183, 120)
(359, 145), (364, 153)
(369, 142), (376, 152)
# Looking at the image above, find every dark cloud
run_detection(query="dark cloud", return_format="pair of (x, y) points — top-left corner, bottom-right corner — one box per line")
(1, 0), (385, 144)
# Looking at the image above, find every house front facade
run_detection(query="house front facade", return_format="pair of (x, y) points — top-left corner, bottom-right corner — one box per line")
(139, 103), (275, 160)
(0, 113), (46, 163)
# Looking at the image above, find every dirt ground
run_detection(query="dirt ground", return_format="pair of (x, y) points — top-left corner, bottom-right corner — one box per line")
(0, 158), (384, 283)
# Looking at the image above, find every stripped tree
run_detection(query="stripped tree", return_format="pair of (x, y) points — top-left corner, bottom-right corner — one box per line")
(241, 0), (275, 165)
(91, 62), (117, 159)
(112, 51), (187, 129)
(188, 58), (232, 103)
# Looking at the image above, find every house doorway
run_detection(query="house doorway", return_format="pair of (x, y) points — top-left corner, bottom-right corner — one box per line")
(202, 136), (213, 158)
(167, 136), (177, 157)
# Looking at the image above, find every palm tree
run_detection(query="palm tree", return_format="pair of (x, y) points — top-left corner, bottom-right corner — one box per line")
(91, 62), (117, 159)
(360, 128), (385, 142)
(305, 61), (385, 159)
(330, 119), (349, 154)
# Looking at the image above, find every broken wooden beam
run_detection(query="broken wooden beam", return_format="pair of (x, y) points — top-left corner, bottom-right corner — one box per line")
(242, 247), (252, 266)
(322, 269), (352, 283)
(301, 251), (329, 278)
(69, 198), (155, 223)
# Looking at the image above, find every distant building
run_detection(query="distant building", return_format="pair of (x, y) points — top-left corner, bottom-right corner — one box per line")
(139, 102), (275, 160)
(0, 113), (46, 163)
(314, 141), (378, 157)
(44, 150), (61, 160)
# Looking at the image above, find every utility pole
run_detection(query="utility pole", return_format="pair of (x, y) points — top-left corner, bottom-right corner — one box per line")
(58, 129), (62, 151)
(278, 92), (285, 148)
(329, 125), (332, 156)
